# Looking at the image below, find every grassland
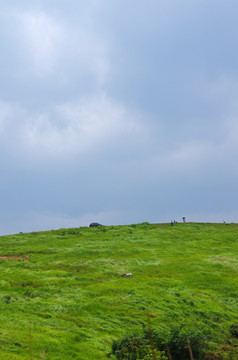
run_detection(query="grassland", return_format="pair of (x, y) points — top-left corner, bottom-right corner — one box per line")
(0, 222), (237, 359)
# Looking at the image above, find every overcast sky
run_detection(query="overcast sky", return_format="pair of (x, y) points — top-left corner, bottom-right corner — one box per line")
(0, 0), (238, 234)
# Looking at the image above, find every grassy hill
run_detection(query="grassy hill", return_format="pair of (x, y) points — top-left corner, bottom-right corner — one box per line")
(0, 222), (237, 359)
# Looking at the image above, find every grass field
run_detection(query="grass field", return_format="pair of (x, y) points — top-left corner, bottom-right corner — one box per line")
(0, 222), (237, 359)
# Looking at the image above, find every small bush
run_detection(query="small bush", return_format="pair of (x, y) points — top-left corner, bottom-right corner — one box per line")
(111, 326), (208, 360)
(111, 333), (167, 359)
(167, 326), (207, 360)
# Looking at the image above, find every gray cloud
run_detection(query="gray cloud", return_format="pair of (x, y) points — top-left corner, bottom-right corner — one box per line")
(0, 0), (238, 234)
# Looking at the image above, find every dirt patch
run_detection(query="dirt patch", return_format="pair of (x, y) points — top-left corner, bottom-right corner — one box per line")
(209, 257), (237, 264)
(0, 256), (29, 262)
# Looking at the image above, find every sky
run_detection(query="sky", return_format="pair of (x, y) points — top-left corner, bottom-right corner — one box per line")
(0, 0), (238, 234)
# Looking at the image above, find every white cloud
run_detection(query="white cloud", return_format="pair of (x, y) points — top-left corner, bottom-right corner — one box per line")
(17, 10), (63, 76)
(26, 94), (142, 158)
(0, 94), (144, 160)
(12, 8), (110, 84)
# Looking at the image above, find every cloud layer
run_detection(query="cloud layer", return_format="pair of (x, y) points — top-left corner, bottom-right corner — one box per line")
(0, 1), (238, 234)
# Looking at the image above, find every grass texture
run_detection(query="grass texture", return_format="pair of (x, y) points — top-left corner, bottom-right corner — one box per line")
(0, 222), (237, 359)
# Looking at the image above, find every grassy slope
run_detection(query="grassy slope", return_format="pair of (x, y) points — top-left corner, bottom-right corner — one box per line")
(0, 222), (237, 359)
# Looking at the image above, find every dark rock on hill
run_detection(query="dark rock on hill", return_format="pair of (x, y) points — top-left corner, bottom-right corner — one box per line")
(89, 222), (102, 227)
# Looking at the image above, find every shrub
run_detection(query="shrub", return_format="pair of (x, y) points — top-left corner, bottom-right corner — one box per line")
(111, 333), (167, 359)
(111, 326), (208, 360)
(166, 326), (208, 360)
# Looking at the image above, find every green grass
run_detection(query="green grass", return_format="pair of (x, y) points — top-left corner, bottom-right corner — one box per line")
(0, 222), (237, 359)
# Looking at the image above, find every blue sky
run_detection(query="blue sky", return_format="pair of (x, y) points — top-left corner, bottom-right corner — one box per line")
(0, 0), (238, 234)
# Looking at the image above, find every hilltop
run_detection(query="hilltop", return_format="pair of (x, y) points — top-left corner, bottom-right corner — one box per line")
(0, 222), (237, 359)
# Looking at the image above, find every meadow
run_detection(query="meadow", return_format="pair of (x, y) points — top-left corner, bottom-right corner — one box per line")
(0, 222), (237, 359)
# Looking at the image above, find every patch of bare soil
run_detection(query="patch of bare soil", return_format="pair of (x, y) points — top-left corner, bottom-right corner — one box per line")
(209, 257), (237, 264)
(0, 256), (29, 262)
